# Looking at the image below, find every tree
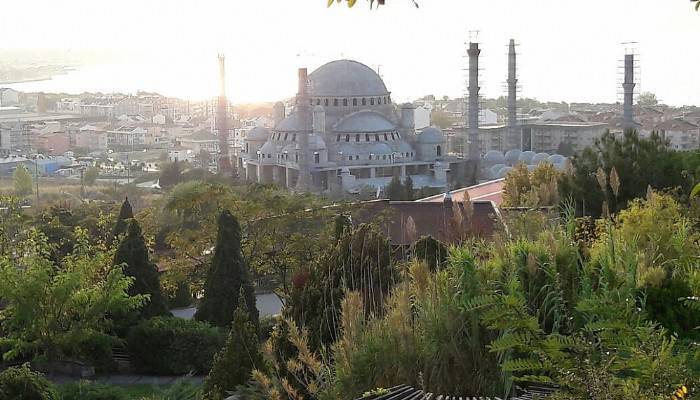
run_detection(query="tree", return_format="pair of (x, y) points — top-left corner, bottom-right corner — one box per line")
(430, 110), (453, 129)
(0, 228), (144, 365)
(159, 160), (183, 189)
(112, 197), (134, 241)
(203, 289), (263, 400)
(199, 149), (212, 169)
(404, 175), (414, 200)
(637, 91), (659, 106)
(83, 166), (99, 186)
(196, 210), (258, 328)
(113, 219), (168, 318)
(13, 164), (33, 196)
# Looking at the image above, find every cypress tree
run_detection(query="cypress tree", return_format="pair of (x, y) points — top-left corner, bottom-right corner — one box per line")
(203, 289), (262, 400)
(195, 210), (258, 328)
(114, 219), (168, 318)
(112, 197), (134, 241)
(404, 175), (414, 200)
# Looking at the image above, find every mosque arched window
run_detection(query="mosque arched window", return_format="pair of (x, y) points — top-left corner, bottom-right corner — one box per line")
(369, 154), (373, 160)
(316, 99), (321, 105)
(384, 97), (387, 104)
(437, 145), (442, 156)
(343, 98), (348, 106)
(292, 134), (297, 141)
(314, 153), (320, 164)
(355, 135), (360, 142)
(388, 96), (392, 104)
(383, 133), (388, 141)
(334, 99), (339, 107)
(345, 134), (350, 142)
(295, 154), (299, 162)
(391, 132), (395, 140)
(382, 155), (387, 160)
(370, 98), (375, 105)
(336, 135), (341, 142)
(325, 99), (329, 106)
(284, 133), (288, 141)
(362, 98), (366, 106)
(353, 98), (358, 106)
(374, 134), (380, 141)
(365, 134), (370, 142)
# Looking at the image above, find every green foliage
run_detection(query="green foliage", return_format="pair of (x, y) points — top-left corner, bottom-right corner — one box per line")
(503, 162), (560, 207)
(112, 197), (134, 240)
(385, 175), (414, 200)
(0, 228), (144, 364)
(412, 235), (448, 270)
(286, 223), (396, 348)
(113, 219), (168, 318)
(59, 381), (127, 400)
(13, 164), (34, 196)
(560, 130), (700, 216)
(126, 317), (224, 375)
(84, 166), (100, 186)
(0, 364), (58, 400)
(195, 210), (258, 328)
(159, 161), (183, 189)
(203, 289), (263, 400)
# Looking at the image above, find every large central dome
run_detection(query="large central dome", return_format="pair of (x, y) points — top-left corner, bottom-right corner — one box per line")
(309, 60), (389, 97)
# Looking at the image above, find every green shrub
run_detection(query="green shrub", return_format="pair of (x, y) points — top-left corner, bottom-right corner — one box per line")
(59, 381), (127, 400)
(0, 364), (58, 400)
(127, 317), (224, 375)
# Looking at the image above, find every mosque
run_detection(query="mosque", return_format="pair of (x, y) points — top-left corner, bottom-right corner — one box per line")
(239, 60), (468, 193)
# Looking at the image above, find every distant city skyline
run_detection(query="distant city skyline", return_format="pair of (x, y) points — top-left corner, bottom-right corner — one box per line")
(2, 0), (698, 106)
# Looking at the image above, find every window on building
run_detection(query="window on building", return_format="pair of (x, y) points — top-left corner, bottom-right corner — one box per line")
(365, 134), (370, 142)
(245, 143), (248, 153)
(384, 133), (388, 141)
(370, 98), (374, 105)
(315, 153), (320, 164)
(267, 153), (271, 158)
(345, 134), (350, 142)
(437, 145), (442, 156)
(334, 99), (339, 107)
(295, 154), (299, 162)
(292, 134), (297, 141)
(362, 98), (366, 106)
(316, 99), (321, 105)
(369, 154), (373, 160)
(284, 133), (288, 141)
(384, 97), (387, 104)
(355, 135), (360, 142)
(325, 99), (329, 106)
(388, 96), (392, 104)
(391, 132), (395, 140)
(374, 134), (380, 141)
(382, 155), (386, 160)
(353, 98), (358, 106)
(343, 98), (348, 106)
(336, 135), (341, 142)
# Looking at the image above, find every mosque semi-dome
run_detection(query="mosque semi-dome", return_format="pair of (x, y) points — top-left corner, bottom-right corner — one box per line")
(309, 60), (389, 98)
(334, 110), (395, 133)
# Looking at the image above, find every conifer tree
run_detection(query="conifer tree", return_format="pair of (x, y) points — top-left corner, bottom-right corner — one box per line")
(113, 219), (168, 318)
(195, 210), (258, 328)
(112, 197), (134, 241)
(203, 289), (262, 400)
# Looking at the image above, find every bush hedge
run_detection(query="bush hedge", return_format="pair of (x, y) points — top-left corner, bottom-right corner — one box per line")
(59, 381), (127, 400)
(0, 364), (58, 400)
(126, 317), (224, 375)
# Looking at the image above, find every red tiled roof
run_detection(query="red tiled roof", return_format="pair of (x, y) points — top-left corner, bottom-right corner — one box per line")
(417, 179), (505, 206)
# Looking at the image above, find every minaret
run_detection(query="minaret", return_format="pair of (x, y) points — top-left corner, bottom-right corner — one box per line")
(507, 39), (519, 150)
(216, 54), (231, 172)
(295, 68), (312, 190)
(467, 42), (481, 160)
(622, 53), (636, 131)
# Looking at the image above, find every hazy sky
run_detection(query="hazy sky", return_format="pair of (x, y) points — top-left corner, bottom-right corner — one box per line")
(2, 0), (698, 105)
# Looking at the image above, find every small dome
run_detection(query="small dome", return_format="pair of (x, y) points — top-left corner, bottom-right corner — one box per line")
(308, 133), (327, 150)
(532, 152), (550, 165)
(490, 163), (506, 174)
(518, 150), (536, 164)
(484, 150), (505, 164)
(417, 127), (445, 144)
(497, 166), (512, 178)
(247, 127), (269, 141)
(334, 110), (395, 133)
(505, 149), (521, 165)
(548, 154), (566, 164)
(276, 112), (312, 132)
